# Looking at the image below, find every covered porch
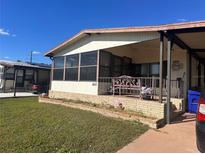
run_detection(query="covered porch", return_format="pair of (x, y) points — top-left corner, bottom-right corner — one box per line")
(96, 27), (205, 124)
(97, 39), (186, 100)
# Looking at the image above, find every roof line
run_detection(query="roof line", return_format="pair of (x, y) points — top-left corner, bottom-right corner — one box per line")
(44, 20), (205, 57)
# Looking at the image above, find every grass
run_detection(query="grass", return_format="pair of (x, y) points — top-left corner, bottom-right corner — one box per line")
(0, 97), (149, 153)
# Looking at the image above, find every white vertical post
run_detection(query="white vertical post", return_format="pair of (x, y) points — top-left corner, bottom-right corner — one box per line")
(63, 56), (66, 80)
(78, 53), (81, 81)
(167, 37), (172, 124)
(159, 33), (164, 103)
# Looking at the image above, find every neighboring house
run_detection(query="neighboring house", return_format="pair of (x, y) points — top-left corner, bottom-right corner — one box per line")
(0, 60), (51, 92)
(45, 20), (205, 123)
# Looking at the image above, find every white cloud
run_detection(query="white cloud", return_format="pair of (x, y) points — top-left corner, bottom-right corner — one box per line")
(32, 51), (41, 55)
(4, 56), (9, 59)
(177, 18), (188, 22)
(0, 28), (10, 36)
(0, 28), (16, 37)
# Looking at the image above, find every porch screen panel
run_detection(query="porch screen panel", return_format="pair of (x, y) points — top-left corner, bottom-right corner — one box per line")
(53, 56), (64, 80)
(65, 54), (79, 81)
(122, 57), (132, 75)
(5, 68), (15, 79)
(25, 69), (34, 81)
(99, 51), (111, 77)
(112, 55), (122, 77)
(80, 51), (97, 81)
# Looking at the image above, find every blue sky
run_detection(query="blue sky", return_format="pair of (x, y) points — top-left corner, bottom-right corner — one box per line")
(0, 0), (205, 64)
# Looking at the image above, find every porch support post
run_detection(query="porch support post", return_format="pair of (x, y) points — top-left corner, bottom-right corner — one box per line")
(13, 69), (18, 97)
(78, 53), (81, 81)
(49, 58), (54, 90)
(204, 63), (205, 85)
(159, 32), (164, 103)
(198, 61), (201, 87)
(3, 68), (7, 93)
(96, 50), (100, 81)
(189, 53), (192, 88)
(166, 36), (172, 124)
(96, 50), (100, 95)
(63, 56), (66, 80)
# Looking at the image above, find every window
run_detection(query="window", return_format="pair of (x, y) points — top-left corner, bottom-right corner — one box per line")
(53, 69), (64, 80)
(81, 51), (97, 66)
(53, 56), (64, 80)
(5, 68), (14, 79)
(65, 54), (79, 81)
(80, 67), (96, 81)
(99, 51), (111, 77)
(54, 56), (64, 68)
(25, 69), (34, 80)
(141, 64), (149, 76)
(150, 63), (159, 76)
(66, 54), (79, 67)
(80, 51), (97, 81)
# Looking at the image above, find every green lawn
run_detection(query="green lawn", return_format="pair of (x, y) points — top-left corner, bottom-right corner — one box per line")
(0, 97), (148, 153)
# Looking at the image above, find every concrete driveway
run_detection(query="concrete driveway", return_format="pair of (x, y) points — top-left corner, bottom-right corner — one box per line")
(0, 92), (38, 98)
(118, 113), (199, 153)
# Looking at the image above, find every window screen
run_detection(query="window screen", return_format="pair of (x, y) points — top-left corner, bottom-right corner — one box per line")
(80, 51), (97, 81)
(53, 56), (64, 80)
(54, 56), (64, 68)
(65, 68), (78, 81)
(80, 66), (97, 81)
(25, 69), (34, 80)
(53, 69), (64, 80)
(99, 51), (111, 77)
(81, 51), (97, 66)
(65, 54), (79, 81)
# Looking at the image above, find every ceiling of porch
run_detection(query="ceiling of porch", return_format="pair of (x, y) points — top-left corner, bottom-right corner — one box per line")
(175, 31), (205, 60)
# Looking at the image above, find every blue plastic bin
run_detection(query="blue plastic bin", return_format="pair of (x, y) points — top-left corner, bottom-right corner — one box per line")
(188, 90), (201, 113)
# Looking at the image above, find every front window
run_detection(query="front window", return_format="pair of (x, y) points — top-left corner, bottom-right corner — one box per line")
(141, 64), (149, 76)
(150, 63), (159, 76)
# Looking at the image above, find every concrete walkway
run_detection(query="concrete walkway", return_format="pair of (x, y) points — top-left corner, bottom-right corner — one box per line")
(118, 113), (199, 153)
(0, 92), (38, 98)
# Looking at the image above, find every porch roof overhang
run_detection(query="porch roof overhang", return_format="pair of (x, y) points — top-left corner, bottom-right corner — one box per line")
(162, 29), (205, 61)
(45, 20), (205, 57)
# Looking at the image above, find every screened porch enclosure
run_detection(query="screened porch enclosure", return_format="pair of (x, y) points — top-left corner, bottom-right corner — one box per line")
(98, 47), (184, 99)
(52, 38), (185, 100)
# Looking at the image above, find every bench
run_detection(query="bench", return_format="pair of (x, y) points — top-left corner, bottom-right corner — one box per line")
(112, 75), (141, 96)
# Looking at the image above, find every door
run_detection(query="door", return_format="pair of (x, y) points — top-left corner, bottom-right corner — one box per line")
(16, 69), (24, 87)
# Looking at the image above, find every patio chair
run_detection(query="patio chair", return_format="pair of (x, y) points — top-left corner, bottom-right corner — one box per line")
(140, 86), (154, 100)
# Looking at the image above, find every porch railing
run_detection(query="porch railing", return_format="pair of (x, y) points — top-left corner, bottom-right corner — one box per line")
(98, 76), (184, 99)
